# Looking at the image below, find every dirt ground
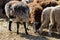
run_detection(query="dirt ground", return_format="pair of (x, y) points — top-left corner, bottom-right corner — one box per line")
(0, 20), (60, 40)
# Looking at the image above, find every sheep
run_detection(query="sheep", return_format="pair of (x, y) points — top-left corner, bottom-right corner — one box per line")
(32, 6), (43, 33)
(5, 1), (30, 35)
(38, 5), (60, 36)
(38, 7), (54, 36)
(49, 5), (60, 36)
(28, 3), (43, 33)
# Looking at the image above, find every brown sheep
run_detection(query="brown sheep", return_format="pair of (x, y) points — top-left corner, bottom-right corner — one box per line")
(28, 3), (43, 33)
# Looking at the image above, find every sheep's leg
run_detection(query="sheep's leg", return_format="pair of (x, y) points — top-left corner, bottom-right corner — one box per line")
(32, 22), (37, 33)
(37, 21), (47, 34)
(33, 23), (36, 33)
(26, 23), (29, 30)
(33, 27), (37, 33)
(49, 23), (53, 36)
(9, 21), (12, 31)
(49, 10), (54, 36)
(16, 22), (19, 34)
(37, 24), (43, 34)
(33, 22), (41, 33)
(56, 24), (60, 35)
(23, 22), (28, 35)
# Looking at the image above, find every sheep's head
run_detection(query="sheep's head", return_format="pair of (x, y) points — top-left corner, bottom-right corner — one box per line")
(29, 6), (43, 33)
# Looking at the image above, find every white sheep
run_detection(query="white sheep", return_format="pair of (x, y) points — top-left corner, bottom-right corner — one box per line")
(38, 7), (54, 36)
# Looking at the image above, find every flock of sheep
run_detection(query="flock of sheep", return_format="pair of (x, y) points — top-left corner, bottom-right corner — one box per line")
(0, 0), (60, 37)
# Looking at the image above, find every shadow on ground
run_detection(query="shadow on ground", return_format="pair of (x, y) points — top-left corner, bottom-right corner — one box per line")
(19, 33), (48, 40)
(18, 31), (60, 40)
(40, 31), (60, 39)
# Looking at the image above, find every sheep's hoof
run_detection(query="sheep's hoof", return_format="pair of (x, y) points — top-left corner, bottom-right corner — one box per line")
(26, 32), (29, 35)
(34, 32), (36, 33)
(49, 35), (52, 37)
(48, 33), (52, 37)
(27, 28), (30, 30)
(37, 32), (41, 34)
(9, 29), (12, 31)
(33, 29), (37, 33)
(17, 32), (19, 34)
(37, 30), (42, 35)
(34, 30), (37, 33)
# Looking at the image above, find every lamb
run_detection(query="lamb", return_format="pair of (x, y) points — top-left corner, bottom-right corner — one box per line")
(5, 0), (30, 35)
(38, 7), (54, 36)
(38, 5), (60, 36)
(49, 5), (60, 36)
(28, 3), (43, 33)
